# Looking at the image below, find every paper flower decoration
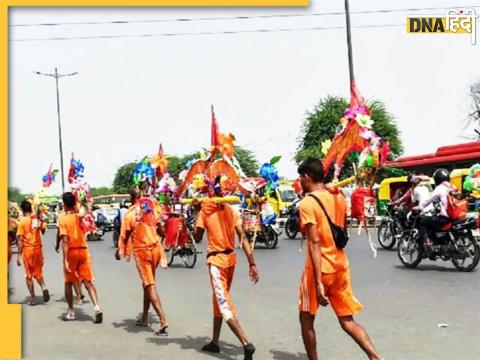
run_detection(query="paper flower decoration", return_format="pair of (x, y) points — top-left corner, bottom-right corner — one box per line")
(68, 156), (85, 184)
(321, 139), (332, 156)
(150, 154), (169, 177)
(218, 133), (235, 158)
(157, 172), (177, 196)
(259, 157), (281, 194)
(344, 105), (369, 120)
(41, 165), (59, 188)
(133, 157), (155, 185)
(379, 141), (390, 164)
(192, 174), (208, 193)
(464, 164), (480, 192)
(355, 113), (374, 129)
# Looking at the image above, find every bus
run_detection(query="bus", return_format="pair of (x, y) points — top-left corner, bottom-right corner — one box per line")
(92, 194), (130, 209)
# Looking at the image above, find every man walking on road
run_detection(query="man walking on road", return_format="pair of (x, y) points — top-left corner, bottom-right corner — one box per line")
(297, 158), (382, 360)
(193, 192), (259, 360)
(16, 200), (50, 306)
(115, 185), (170, 336)
(58, 192), (103, 323)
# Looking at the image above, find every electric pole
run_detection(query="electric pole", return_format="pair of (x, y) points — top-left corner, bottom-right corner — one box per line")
(344, 0), (355, 88)
(34, 68), (78, 193)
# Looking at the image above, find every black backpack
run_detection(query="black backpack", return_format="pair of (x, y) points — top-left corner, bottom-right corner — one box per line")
(308, 193), (349, 249)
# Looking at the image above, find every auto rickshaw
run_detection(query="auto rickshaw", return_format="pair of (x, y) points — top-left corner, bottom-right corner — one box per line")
(267, 181), (296, 218)
(377, 175), (434, 215)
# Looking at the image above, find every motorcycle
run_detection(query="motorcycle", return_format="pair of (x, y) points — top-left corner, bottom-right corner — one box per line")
(377, 204), (408, 249)
(243, 209), (280, 249)
(284, 204), (300, 240)
(397, 211), (480, 272)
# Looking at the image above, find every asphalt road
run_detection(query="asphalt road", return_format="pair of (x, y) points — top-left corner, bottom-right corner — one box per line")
(8, 229), (480, 360)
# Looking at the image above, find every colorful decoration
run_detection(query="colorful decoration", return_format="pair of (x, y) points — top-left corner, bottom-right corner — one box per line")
(68, 154), (85, 184)
(133, 157), (155, 185)
(67, 155), (95, 234)
(151, 144), (169, 178)
(259, 156), (281, 196)
(321, 140), (332, 156)
(41, 164), (59, 188)
(322, 82), (389, 182)
(156, 172), (177, 202)
(464, 164), (480, 192)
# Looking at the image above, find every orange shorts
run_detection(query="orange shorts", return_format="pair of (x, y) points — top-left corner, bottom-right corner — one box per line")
(299, 267), (363, 317)
(23, 247), (44, 280)
(209, 265), (237, 321)
(64, 248), (94, 283)
(134, 246), (162, 287)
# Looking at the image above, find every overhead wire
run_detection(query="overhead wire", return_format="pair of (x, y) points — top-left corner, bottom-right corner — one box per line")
(12, 23), (404, 42)
(9, 5), (476, 27)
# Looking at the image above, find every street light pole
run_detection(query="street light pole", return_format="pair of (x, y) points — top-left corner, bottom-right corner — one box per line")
(34, 68), (78, 194)
(344, 0), (355, 87)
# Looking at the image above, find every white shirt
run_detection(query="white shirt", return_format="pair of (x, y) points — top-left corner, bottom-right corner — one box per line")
(412, 185), (430, 209)
(119, 208), (128, 222)
(422, 181), (452, 217)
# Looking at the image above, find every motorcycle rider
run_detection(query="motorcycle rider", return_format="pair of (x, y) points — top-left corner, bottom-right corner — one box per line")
(393, 174), (429, 210)
(414, 169), (453, 255)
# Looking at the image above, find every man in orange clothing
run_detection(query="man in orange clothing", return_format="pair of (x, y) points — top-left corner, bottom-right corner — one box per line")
(16, 200), (50, 306)
(58, 192), (102, 323)
(194, 195), (259, 360)
(297, 158), (382, 360)
(115, 184), (169, 336)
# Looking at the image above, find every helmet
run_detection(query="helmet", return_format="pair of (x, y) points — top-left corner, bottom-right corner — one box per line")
(433, 168), (450, 186)
(406, 174), (414, 186)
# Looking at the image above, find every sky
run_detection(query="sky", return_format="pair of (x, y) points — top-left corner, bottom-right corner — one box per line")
(8, 0), (480, 194)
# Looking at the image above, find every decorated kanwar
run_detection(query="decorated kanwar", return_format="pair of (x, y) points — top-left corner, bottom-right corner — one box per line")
(115, 145), (170, 336)
(176, 106), (258, 360)
(58, 155), (103, 323)
(322, 82), (391, 258)
(296, 82), (386, 360)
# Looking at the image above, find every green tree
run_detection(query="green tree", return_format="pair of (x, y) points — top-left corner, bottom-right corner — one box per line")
(295, 96), (404, 180)
(112, 162), (137, 194)
(90, 186), (115, 197)
(233, 146), (259, 177)
(8, 187), (25, 204)
(168, 153), (199, 179)
(112, 145), (259, 191)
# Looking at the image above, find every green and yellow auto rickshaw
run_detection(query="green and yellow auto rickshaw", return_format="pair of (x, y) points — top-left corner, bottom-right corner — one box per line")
(377, 176), (434, 215)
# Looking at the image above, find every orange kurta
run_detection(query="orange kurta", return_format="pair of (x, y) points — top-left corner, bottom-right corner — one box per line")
(123, 200), (167, 287)
(58, 212), (94, 283)
(17, 216), (44, 280)
(298, 189), (362, 316)
(195, 201), (241, 320)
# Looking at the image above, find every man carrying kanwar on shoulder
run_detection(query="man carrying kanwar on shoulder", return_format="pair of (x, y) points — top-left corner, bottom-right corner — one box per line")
(297, 157), (382, 360)
(115, 183), (170, 336)
(58, 192), (103, 323)
(193, 176), (259, 360)
(16, 200), (50, 306)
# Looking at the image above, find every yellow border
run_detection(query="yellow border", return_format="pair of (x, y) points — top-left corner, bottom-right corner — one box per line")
(1, 1), (307, 358)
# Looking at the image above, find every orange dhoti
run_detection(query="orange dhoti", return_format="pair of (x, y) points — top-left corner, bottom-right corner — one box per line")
(64, 248), (94, 283)
(299, 267), (363, 317)
(134, 244), (167, 287)
(22, 246), (44, 280)
(208, 264), (237, 321)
